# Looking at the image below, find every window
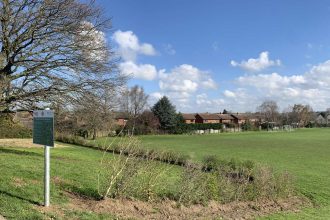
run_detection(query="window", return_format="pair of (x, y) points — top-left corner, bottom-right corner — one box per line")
(190, 120), (194, 122)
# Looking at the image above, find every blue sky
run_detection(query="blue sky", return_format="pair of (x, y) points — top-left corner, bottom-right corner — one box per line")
(97, 0), (330, 112)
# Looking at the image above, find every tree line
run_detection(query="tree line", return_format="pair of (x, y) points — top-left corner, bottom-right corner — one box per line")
(256, 100), (326, 128)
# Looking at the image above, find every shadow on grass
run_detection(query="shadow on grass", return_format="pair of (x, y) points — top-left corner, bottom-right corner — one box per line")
(59, 182), (101, 200)
(0, 148), (42, 157)
(0, 190), (41, 205)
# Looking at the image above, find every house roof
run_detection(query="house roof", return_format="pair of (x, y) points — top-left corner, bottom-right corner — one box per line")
(182, 113), (196, 120)
(197, 113), (220, 120)
(231, 113), (249, 120)
(218, 114), (234, 120)
(316, 114), (325, 119)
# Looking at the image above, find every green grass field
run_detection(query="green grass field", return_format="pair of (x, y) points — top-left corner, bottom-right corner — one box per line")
(0, 144), (119, 219)
(0, 142), (180, 219)
(0, 128), (330, 219)
(135, 128), (330, 219)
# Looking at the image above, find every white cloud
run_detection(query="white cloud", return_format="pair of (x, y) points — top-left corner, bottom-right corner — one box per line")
(305, 60), (330, 87)
(223, 90), (236, 98)
(231, 51), (281, 72)
(77, 21), (108, 62)
(196, 93), (225, 111)
(113, 30), (158, 81)
(230, 60), (330, 110)
(119, 61), (157, 80)
(158, 64), (217, 94)
(150, 60), (330, 112)
(150, 92), (163, 100)
(149, 64), (218, 111)
(201, 78), (218, 89)
(113, 30), (156, 62)
(237, 72), (306, 90)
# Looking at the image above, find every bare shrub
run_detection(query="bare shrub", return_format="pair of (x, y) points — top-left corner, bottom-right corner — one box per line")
(274, 170), (294, 198)
(250, 166), (293, 200)
(129, 155), (173, 201)
(97, 137), (174, 201)
(97, 137), (140, 199)
(178, 163), (209, 205)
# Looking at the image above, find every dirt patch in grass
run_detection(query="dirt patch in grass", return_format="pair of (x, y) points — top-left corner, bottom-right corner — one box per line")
(38, 192), (310, 220)
(0, 139), (67, 148)
(11, 177), (27, 188)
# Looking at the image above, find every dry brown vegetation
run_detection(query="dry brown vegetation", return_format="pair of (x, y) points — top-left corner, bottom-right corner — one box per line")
(0, 138), (67, 148)
(38, 191), (309, 220)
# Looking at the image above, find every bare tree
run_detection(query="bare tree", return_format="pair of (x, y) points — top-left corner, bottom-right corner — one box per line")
(134, 110), (160, 134)
(0, 0), (125, 112)
(119, 85), (148, 133)
(281, 105), (292, 125)
(289, 104), (313, 127)
(257, 100), (279, 123)
(74, 88), (116, 139)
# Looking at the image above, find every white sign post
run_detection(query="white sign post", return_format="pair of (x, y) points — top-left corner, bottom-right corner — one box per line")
(44, 145), (50, 207)
(33, 109), (54, 207)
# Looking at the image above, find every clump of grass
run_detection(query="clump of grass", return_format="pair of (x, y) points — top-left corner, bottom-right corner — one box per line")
(97, 137), (174, 201)
(176, 156), (293, 205)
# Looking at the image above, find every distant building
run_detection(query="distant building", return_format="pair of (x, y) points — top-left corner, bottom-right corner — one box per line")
(217, 113), (235, 124)
(195, 113), (220, 124)
(114, 112), (129, 126)
(231, 113), (259, 125)
(315, 114), (327, 125)
(183, 112), (260, 125)
(182, 113), (196, 124)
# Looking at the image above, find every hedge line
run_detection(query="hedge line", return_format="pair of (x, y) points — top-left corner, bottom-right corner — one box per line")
(173, 123), (227, 134)
(56, 134), (190, 166)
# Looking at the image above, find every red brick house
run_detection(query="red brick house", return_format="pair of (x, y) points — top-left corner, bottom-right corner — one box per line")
(231, 113), (259, 124)
(195, 113), (220, 124)
(217, 113), (235, 124)
(182, 113), (196, 124)
(231, 113), (247, 124)
(114, 112), (129, 126)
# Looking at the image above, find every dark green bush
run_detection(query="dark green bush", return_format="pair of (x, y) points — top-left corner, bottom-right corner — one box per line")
(173, 123), (224, 134)
(241, 121), (260, 131)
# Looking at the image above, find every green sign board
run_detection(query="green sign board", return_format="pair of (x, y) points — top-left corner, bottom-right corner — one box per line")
(33, 110), (54, 147)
